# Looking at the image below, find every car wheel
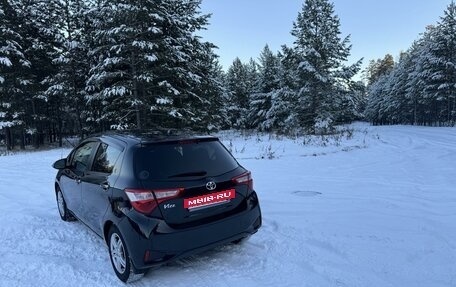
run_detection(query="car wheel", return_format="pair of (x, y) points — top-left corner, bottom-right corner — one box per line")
(56, 187), (75, 221)
(108, 226), (144, 283)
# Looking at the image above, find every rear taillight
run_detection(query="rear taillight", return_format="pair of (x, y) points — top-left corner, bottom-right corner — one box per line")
(232, 171), (253, 190)
(125, 189), (156, 214)
(125, 188), (183, 214)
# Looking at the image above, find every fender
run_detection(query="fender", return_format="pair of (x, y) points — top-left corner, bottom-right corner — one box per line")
(122, 209), (160, 239)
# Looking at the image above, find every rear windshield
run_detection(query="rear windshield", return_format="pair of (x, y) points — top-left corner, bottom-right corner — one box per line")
(134, 140), (239, 180)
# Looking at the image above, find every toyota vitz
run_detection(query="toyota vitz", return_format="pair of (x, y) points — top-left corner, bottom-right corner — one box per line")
(52, 132), (262, 282)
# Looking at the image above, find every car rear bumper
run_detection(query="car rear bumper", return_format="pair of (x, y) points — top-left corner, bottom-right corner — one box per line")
(119, 191), (262, 272)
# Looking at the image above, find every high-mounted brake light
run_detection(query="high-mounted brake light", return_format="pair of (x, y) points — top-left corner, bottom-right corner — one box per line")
(125, 188), (183, 214)
(232, 171), (253, 190)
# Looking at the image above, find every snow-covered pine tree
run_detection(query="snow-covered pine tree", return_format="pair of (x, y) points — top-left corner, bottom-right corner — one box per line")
(263, 45), (300, 132)
(86, 0), (164, 130)
(427, 2), (456, 125)
(186, 41), (228, 131)
(86, 0), (212, 130)
(258, 46), (281, 94)
(291, 0), (362, 133)
(244, 58), (260, 129)
(42, 0), (92, 142)
(248, 45), (280, 131)
(153, 0), (213, 129)
(0, 0), (57, 148)
(335, 80), (366, 123)
(382, 53), (411, 124)
(363, 54), (395, 124)
(16, 0), (67, 147)
(405, 35), (435, 125)
(365, 73), (391, 125)
(225, 58), (250, 129)
(0, 0), (32, 149)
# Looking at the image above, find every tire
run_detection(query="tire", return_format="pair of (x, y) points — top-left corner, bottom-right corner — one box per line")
(56, 187), (75, 221)
(108, 226), (144, 283)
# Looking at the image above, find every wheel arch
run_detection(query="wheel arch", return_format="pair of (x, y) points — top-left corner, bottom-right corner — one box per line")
(103, 220), (114, 245)
(54, 181), (60, 194)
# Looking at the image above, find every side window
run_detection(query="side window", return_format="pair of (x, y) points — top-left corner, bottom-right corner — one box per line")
(70, 142), (98, 172)
(92, 143), (122, 174)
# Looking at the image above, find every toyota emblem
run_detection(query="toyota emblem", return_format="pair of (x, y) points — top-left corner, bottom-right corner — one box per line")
(206, 181), (216, 191)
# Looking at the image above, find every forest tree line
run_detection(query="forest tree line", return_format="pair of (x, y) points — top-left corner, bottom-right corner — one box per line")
(1, 0), (455, 150)
(1, 0), (225, 149)
(365, 2), (456, 126)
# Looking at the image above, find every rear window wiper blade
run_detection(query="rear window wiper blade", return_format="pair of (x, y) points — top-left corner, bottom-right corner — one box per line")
(168, 171), (207, 178)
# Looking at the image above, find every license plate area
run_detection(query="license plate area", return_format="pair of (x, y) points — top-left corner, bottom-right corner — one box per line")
(184, 189), (236, 211)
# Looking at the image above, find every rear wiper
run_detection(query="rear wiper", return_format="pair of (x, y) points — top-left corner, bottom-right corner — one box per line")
(168, 171), (207, 178)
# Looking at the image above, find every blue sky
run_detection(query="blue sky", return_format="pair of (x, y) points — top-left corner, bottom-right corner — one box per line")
(198, 0), (452, 75)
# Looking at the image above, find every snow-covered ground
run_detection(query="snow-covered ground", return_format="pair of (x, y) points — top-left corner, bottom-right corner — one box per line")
(1, 123), (456, 287)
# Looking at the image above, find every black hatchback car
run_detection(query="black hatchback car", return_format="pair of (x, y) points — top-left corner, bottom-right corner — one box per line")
(52, 132), (262, 282)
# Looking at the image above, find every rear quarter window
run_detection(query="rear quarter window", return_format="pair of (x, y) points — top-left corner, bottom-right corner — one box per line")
(134, 140), (238, 180)
(92, 143), (122, 174)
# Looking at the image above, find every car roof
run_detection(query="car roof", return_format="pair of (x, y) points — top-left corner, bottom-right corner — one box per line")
(94, 130), (218, 146)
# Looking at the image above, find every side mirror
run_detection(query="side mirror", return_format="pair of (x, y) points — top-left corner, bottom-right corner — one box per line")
(52, 158), (67, 170)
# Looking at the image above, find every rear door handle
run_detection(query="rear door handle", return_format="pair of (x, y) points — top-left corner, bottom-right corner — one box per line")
(100, 182), (110, 191)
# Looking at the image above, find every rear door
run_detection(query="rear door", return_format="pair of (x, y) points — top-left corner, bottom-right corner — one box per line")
(59, 141), (98, 216)
(153, 169), (247, 226)
(134, 139), (249, 226)
(80, 142), (123, 235)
